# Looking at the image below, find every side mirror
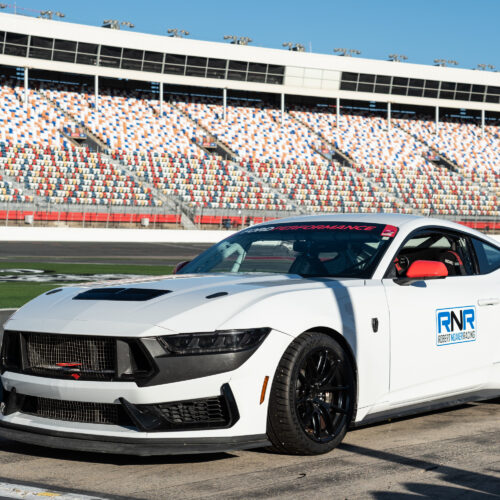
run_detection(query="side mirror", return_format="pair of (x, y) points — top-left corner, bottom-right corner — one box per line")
(173, 260), (191, 274)
(406, 260), (448, 279)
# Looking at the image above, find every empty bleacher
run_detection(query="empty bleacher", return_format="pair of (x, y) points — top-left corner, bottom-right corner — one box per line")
(0, 78), (498, 222)
(290, 107), (498, 217)
(0, 142), (157, 206)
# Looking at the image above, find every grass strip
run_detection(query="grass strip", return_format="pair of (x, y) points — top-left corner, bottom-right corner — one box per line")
(0, 262), (174, 308)
(0, 262), (174, 275)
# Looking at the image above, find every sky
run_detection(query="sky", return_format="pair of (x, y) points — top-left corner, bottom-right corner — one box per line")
(3, 0), (500, 71)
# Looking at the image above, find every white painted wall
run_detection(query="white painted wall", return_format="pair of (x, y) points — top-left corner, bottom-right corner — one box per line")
(0, 227), (234, 243)
(0, 227), (497, 244)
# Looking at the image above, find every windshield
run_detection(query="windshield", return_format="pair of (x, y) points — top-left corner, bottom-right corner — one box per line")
(179, 222), (398, 279)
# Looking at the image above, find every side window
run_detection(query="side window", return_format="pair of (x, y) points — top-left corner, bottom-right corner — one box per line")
(387, 230), (475, 278)
(471, 238), (500, 274)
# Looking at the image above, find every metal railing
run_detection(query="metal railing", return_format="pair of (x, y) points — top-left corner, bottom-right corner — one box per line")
(0, 201), (498, 233)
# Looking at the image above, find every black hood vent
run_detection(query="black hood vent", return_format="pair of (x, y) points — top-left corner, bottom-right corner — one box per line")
(73, 288), (171, 301)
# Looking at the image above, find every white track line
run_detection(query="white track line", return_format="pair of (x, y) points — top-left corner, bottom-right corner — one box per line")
(0, 481), (108, 499)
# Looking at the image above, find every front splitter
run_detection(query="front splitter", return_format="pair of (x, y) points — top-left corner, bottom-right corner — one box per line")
(0, 420), (270, 456)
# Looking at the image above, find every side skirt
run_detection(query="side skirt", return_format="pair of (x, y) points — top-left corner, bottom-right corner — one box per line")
(353, 390), (499, 428)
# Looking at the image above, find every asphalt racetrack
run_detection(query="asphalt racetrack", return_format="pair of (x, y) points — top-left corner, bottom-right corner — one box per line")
(0, 241), (499, 499)
(0, 241), (212, 265)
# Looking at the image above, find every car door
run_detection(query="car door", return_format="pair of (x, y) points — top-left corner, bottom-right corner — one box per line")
(382, 228), (492, 405)
(470, 237), (500, 371)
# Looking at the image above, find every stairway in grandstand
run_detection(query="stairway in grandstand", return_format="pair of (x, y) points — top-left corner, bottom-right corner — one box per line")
(172, 97), (405, 214)
(392, 117), (499, 209)
(40, 90), (108, 152)
(289, 112), (414, 214)
(39, 85), (289, 214)
(170, 99), (302, 211)
(290, 107), (499, 217)
(169, 100), (238, 160)
(37, 87), (202, 226)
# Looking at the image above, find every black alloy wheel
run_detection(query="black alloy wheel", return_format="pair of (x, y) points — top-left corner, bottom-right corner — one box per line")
(267, 332), (356, 455)
(295, 346), (351, 443)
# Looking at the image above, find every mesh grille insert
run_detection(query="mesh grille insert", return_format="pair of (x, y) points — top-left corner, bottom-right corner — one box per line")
(25, 333), (116, 380)
(22, 396), (128, 425)
(157, 397), (228, 426)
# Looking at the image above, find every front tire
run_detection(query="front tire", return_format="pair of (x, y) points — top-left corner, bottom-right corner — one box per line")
(267, 332), (356, 455)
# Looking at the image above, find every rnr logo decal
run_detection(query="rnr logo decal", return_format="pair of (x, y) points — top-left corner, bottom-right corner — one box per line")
(436, 306), (477, 346)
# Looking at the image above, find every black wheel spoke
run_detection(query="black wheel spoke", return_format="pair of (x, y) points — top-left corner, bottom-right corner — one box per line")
(329, 404), (348, 415)
(319, 384), (350, 392)
(316, 350), (328, 379)
(317, 402), (333, 433)
(311, 410), (321, 439)
(305, 355), (319, 382)
(317, 359), (340, 386)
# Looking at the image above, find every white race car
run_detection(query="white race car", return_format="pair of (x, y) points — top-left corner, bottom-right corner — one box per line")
(0, 214), (499, 455)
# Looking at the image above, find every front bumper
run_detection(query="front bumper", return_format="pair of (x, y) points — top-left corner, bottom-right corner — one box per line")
(0, 329), (292, 454)
(0, 419), (270, 455)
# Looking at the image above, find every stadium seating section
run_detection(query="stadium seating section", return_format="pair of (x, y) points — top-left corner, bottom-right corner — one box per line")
(0, 80), (498, 219)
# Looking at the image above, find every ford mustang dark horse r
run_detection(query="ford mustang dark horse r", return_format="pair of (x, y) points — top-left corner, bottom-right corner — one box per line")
(1, 214), (499, 455)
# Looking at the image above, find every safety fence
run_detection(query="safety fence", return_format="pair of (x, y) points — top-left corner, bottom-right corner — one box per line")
(0, 203), (499, 233)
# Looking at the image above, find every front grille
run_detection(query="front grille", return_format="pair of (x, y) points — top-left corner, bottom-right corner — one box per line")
(2, 386), (238, 432)
(21, 395), (131, 426)
(24, 333), (116, 380)
(156, 396), (229, 427)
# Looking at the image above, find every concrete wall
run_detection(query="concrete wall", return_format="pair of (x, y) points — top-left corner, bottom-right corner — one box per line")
(0, 227), (498, 244)
(0, 227), (235, 243)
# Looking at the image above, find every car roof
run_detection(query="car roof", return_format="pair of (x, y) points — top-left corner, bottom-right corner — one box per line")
(255, 213), (421, 227)
(251, 213), (499, 246)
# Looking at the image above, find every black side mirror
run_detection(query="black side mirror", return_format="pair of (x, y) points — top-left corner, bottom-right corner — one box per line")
(173, 261), (191, 274)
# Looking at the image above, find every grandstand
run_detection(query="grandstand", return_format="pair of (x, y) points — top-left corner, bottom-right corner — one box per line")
(0, 13), (498, 230)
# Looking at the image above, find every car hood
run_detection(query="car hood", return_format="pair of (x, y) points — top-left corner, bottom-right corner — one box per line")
(5, 273), (364, 337)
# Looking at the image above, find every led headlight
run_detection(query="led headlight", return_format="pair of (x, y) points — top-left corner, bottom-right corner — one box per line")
(158, 328), (271, 356)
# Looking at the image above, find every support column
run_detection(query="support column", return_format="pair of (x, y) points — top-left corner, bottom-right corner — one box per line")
(280, 93), (285, 125)
(481, 109), (485, 138)
(94, 74), (99, 110)
(159, 81), (163, 115)
(387, 102), (391, 131)
(223, 87), (227, 121)
(336, 97), (340, 127)
(435, 106), (439, 135)
(24, 67), (28, 109)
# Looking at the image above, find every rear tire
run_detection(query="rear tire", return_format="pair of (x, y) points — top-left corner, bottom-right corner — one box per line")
(267, 332), (356, 455)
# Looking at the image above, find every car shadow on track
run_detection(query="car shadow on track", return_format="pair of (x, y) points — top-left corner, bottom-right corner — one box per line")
(2, 399), (497, 465)
(0, 436), (236, 466)
(339, 442), (500, 499)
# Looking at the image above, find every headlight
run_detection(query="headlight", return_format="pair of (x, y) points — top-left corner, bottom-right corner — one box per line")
(158, 328), (271, 356)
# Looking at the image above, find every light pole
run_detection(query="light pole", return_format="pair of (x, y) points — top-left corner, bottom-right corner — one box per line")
(388, 54), (407, 62)
(334, 48), (361, 57)
(476, 64), (496, 71)
(102, 19), (135, 29)
(39, 10), (65, 19)
(282, 42), (305, 52)
(224, 35), (253, 45)
(167, 28), (190, 38)
(434, 59), (458, 67)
